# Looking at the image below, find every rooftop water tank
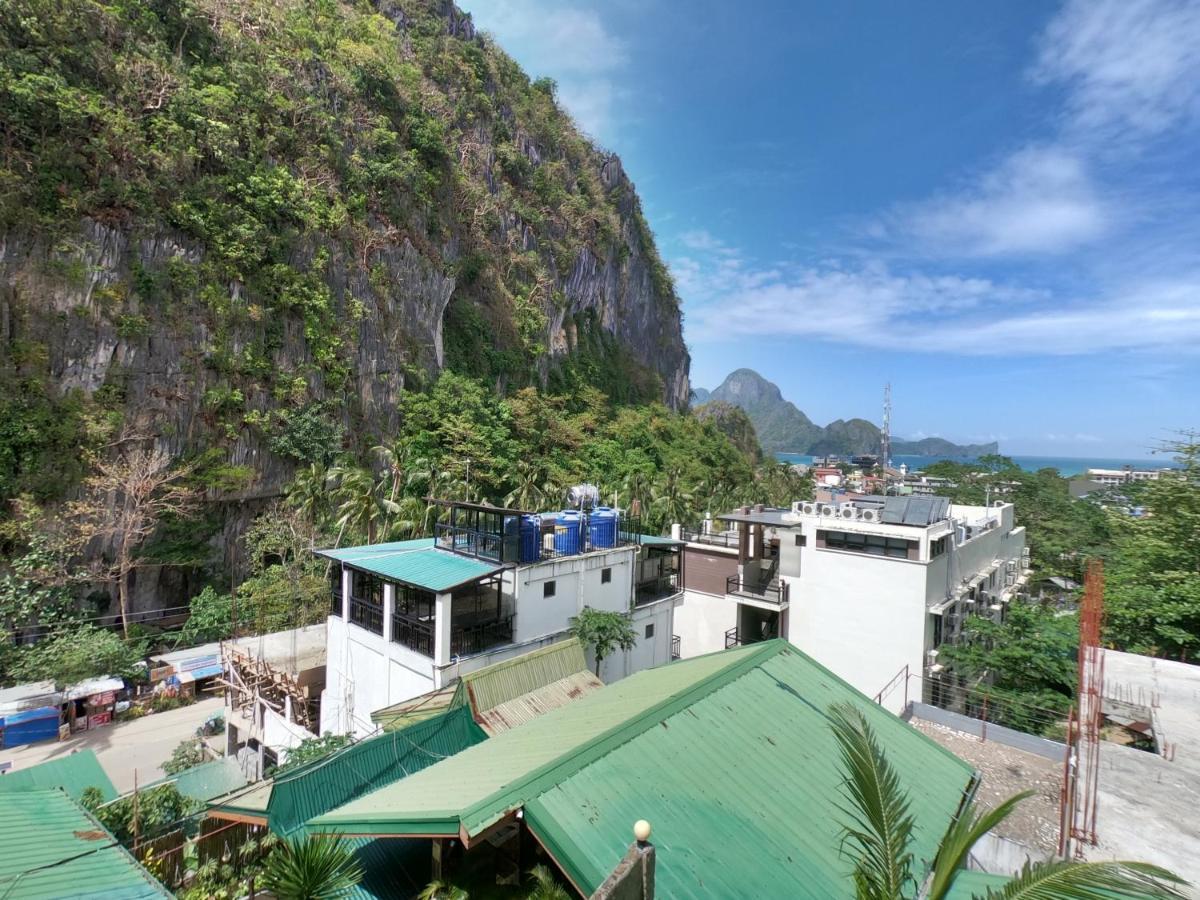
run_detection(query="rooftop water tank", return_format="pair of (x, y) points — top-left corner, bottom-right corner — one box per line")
(554, 510), (582, 555)
(588, 507), (618, 549)
(519, 514), (542, 563)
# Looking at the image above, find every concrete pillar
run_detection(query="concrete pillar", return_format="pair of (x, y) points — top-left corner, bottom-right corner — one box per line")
(340, 566), (352, 619)
(383, 582), (395, 642)
(670, 523), (683, 541)
(434, 591), (452, 667)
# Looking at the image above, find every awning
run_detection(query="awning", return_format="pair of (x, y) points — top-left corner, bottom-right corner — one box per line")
(174, 665), (223, 684)
(63, 677), (124, 702)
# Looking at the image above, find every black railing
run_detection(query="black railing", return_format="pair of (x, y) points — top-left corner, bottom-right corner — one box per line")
(635, 572), (681, 606)
(391, 612), (434, 656)
(435, 523), (507, 562)
(725, 627), (741, 649)
(671, 635), (681, 660)
(435, 512), (643, 565)
(349, 596), (384, 635)
(725, 575), (788, 605)
(451, 615), (515, 657)
(680, 529), (739, 548)
(330, 590), (343, 617)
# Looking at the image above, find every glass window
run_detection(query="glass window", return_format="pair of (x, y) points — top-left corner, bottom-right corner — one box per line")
(644, 623), (655, 639)
(794, 534), (807, 547)
(544, 580), (556, 598)
(601, 567), (612, 584)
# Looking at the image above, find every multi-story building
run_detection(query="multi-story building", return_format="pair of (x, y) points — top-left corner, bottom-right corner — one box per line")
(1085, 467), (1164, 485)
(672, 496), (1027, 712)
(318, 499), (681, 737)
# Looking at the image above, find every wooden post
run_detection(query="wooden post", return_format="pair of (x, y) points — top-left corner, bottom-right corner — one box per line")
(132, 769), (140, 853)
(431, 838), (446, 882)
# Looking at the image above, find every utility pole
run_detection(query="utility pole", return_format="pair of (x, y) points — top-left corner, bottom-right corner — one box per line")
(882, 382), (892, 469)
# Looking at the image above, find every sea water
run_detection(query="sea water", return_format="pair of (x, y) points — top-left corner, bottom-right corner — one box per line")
(775, 452), (1184, 478)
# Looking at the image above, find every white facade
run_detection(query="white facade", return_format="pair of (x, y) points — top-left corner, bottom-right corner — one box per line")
(673, 500), (1027, 714)
(321, 544), (679, 738)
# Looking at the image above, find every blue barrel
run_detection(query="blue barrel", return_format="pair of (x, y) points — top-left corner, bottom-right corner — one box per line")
(588, 507), (618, 549)
(555, 510), (582, 555)
(519, 514), (541, 563)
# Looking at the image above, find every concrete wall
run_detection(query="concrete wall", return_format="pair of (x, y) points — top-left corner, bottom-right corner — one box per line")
(511, 547), (634, 643)
(908, 702), (1067, 761)
(607, 598), (676, 680)
(320, 614), (436, 738)
(261, 702), (316, 763)
(672, 589), (736, 659)
(785, 544), (928, 710)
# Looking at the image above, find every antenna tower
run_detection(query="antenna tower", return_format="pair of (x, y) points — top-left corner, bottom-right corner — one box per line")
(881, 383), (892, 468)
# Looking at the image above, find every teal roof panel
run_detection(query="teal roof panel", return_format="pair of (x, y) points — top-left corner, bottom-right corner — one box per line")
(0, 750), (117, 802)
(0, 790), (169, 899)
(316, 541), (505, 592)
(141, 757), (247, 804)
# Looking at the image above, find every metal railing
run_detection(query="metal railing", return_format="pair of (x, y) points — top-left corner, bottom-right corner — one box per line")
(391, 613), (434, 656)
(725, 575), (789, 605)
(435, 523), (506, 562)
(725, 627), (742, 649)
(330, 590), (343, 617)
(671, 635), (681, 660)
(680, 529), (739, 548)
(635, 572), (681, 606)
(349, 596), (383, 635)
(451, 615), (515, 657)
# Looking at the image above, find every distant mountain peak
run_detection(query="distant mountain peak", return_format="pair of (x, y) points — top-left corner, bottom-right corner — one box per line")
(697, 368), (997, 457)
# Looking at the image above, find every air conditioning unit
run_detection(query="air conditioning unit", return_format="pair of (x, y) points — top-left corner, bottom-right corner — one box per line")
(860, 509), (880, 523)
(820, 504), (837, 517)
(1006, 573), (1016, 587)
(839, 506), (857, 520)
(801, 502), (819, 516)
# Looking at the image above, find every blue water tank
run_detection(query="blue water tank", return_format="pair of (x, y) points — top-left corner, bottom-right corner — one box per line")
(588, 507), (618, 549)
(555, 510), (582, 555)
(519, 515), (542, 563)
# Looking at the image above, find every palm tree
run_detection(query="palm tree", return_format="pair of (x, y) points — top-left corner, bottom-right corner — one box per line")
(417, 882), (468, 900)
(651, 467), (694, 532)
(262, 836), (363, 900)
(506, 461), (551, 511)
(827, 703), (1187, 900)
(526, 865), (570, 900)
(288, 463), (333, 528)
(330, 466), (399, 545)
(622, 469), (653, 519)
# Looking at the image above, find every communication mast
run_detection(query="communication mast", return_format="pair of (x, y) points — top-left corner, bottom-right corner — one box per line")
(881, 383), (892, 468)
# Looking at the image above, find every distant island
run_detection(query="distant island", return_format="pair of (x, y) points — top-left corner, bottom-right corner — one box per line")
(693, 369), (999, 457)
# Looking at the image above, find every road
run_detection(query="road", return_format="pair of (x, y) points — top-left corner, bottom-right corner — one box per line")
(1, 695), (223, 793)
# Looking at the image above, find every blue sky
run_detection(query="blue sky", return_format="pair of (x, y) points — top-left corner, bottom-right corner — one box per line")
(463, 0), (1200, 457)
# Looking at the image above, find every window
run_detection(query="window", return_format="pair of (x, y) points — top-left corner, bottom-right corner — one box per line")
(644, 623), (655, 639)
(601, 567), (612, 584)
(819, 529), (916, 559)
(543, 580), (556, 598)
(930, 536), (948, 558)
(794, 534), (807, 547)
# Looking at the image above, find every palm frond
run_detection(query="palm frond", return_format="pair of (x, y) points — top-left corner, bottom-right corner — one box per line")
(263, 836), (364, 900)
(828, 702), (917, 900)
(926, 791), (1032, 900)
(985, 859), (1187, 899)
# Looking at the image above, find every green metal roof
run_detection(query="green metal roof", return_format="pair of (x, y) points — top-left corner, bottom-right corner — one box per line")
(139, 757), (247, 804)
(945, 870), (1012, 899)
(371, 684), (460, 731)
(310, 641), (976, 899)
(0, 750), (117, 803)
(635, 533), (684, 547)
(462, 638), (590, 713)
(0, 790), (170, 899)
(209, 705), (488, 837)
(316, 540), (506, 592)
(308, 643), (778, 837)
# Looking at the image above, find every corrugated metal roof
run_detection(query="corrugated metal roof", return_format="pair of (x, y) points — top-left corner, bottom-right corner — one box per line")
(476, 671), (603, 735)
(140, 758), (247, 804)
(316, 540), (505, 592)
(346, 836), (429, 899)
(0, 750), (117, 802)
(463, 638), (591, 713)
(0, 790), (170, 899)
(311, 641), (975, 899)
(945, 870), (1011, 899)
(307, 643), (771, 836)
(207, 778), (273, 821)
(371, 684), (460, 731)
(635, 533), (684, 547)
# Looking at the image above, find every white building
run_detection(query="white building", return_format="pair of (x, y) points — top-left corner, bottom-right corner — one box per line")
(318, 500), (681, 738)
(1085, 467), (1163, 485)
(672, 496), (1028, 713)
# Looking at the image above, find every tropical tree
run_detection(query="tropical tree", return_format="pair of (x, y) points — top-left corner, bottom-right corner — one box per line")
(828, 703), (1186, 900)
(416, 882), (468, 900)
(262, 836), (363, 900)
(330, 466), (399, 545)
(650, 467), (695, 532)
(526, 865), (570, 900)
(570, 607), (637, 677)
(288, 463), (333, 529)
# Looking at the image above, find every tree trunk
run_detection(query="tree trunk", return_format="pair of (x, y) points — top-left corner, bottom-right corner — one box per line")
(118, 539), (132, 639)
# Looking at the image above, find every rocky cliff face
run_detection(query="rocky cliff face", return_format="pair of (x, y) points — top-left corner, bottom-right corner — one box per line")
(0, 0), (689, 606)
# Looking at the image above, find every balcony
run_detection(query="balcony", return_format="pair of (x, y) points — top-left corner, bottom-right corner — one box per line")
(635, 572), (681, 606)
(391, 612), (434, 656)
(451, 614), (515, 657)
(671, 634), (681, 660)
(725, 627), (741, 649)
(680, 528), (739, 549)
(349, 596), (384, 634)
(725, 575), (789, 606)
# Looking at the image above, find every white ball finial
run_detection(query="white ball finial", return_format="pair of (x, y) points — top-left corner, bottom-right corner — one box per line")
(633, 819), (651, 843)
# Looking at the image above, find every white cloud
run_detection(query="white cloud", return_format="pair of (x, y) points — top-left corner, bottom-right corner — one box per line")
(1032, 0), (1200, 142)
(465, 2), (627, 139)
(892, 145), (1111, 257)
(678, 234), (1200, 356)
